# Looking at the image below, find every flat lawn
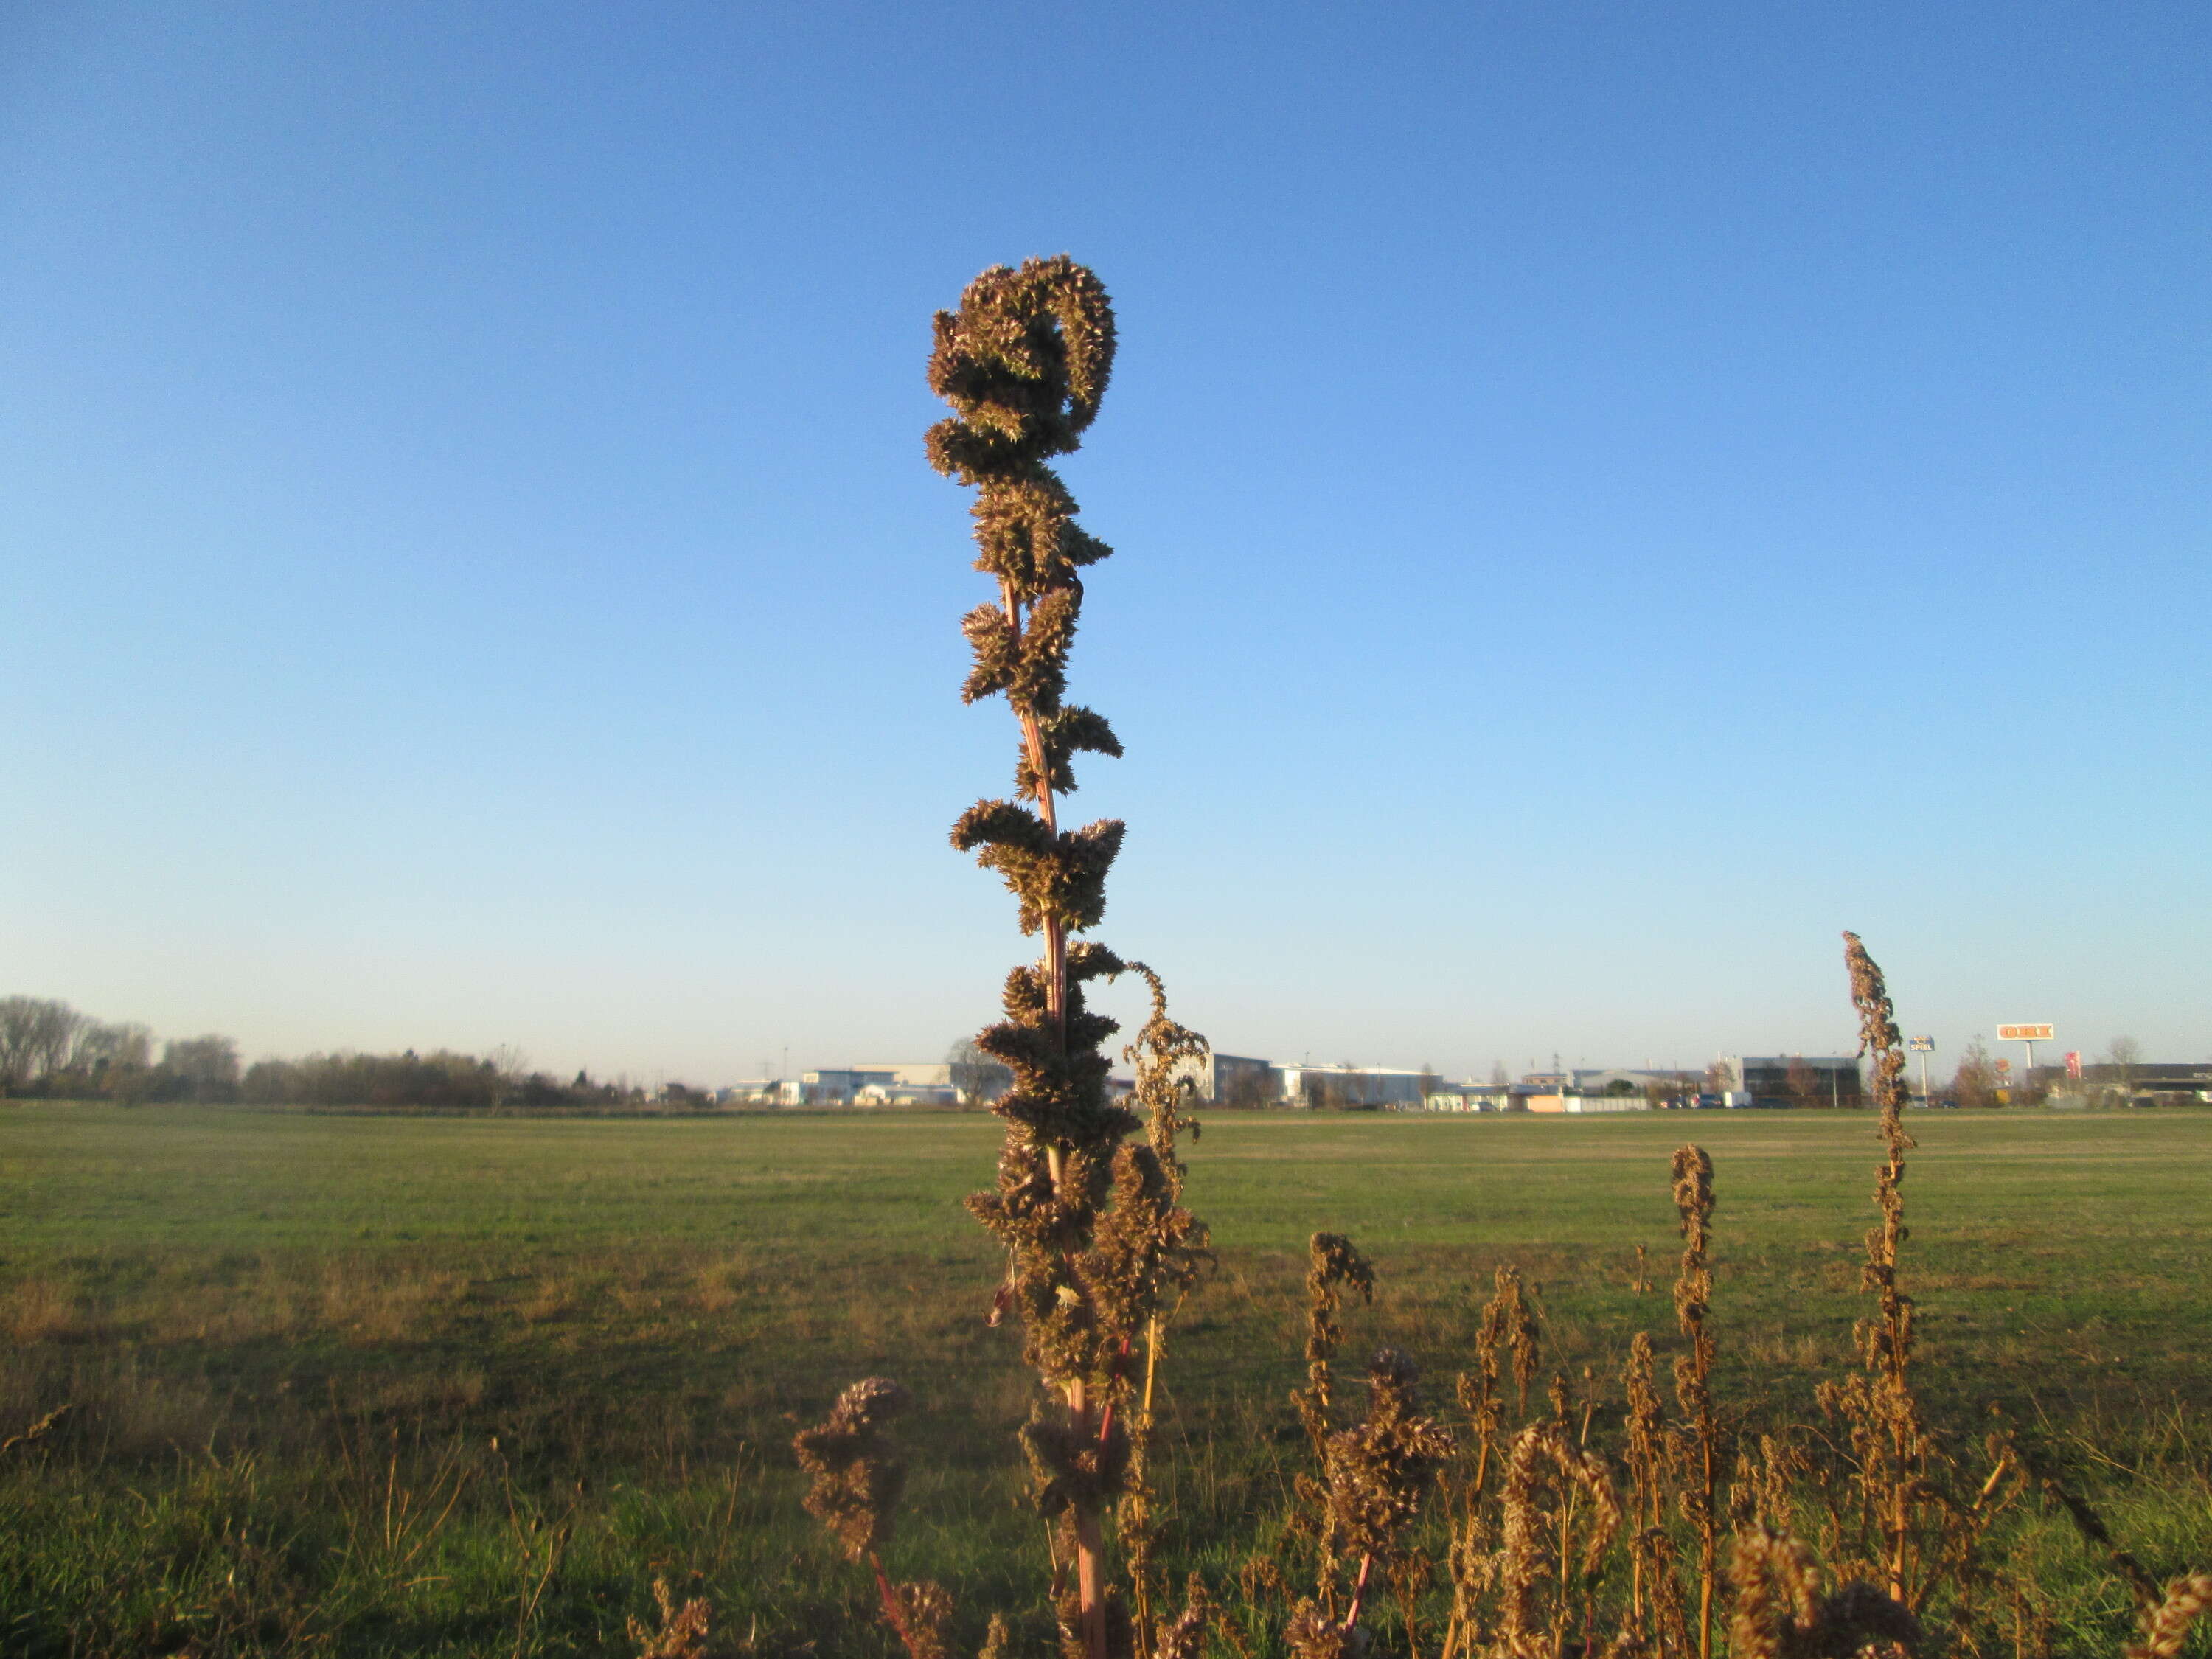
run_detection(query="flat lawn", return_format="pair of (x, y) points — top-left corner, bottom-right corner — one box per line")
(3, 1105), (2208, 1656)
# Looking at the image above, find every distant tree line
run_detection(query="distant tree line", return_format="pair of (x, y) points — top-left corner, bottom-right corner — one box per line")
(0, 995), (237, 1103)
(237, 1051), (643, 1111)
(0, 994), (669, 1112)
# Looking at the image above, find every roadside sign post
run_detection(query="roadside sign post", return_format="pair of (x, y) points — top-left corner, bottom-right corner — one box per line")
(1997, 1023), (2055, 1082)
(1908, 1035), (1935, 1105)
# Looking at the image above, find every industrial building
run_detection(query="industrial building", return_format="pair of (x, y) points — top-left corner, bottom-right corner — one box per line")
(1714, 1055), (1864, 1108)
(1168, 1052), (1279, 1107)
(739, 1049), (1888, 1113)
(1276, 1063), (1433, 1108)
(785, 1063), (959, 1106)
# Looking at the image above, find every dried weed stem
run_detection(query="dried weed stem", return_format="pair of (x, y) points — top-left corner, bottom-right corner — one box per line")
(1670, 1144), (1720, 1659)
(931, 257), (1208, 1659)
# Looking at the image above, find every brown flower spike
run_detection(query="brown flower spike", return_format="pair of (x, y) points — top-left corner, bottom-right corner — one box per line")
(931, 257), (1208, 1659)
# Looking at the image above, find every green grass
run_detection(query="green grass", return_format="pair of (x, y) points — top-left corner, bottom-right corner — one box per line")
(3, 1105), (2209, 1656)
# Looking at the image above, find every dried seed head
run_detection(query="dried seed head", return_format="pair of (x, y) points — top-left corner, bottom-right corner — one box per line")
(793, 1378), (914, 1562)
(1153, 1574), (1211, 1659)
(1122, 959), (1208, 1181)
(1669, 1146), (1717, 1427)
(1284, 1598), (1360, 1659)
(890, 1582), (956, 1659)
(628, 1578), (712, 1659)
(1621, 1331), (1669, 1527)
(1310, 1232), (1378, 1311)
(1483, 1264), (1543, 1410)
(1020, 1394), (1132, 1519)
(1728, 1528), (1921, 1659)
(1490, 1416), (1627, 1659)
(2127, 1576), (2212, 1659)
(1730, 1528), (1823, 1659)
(1843, 931), (1911, 1121)
(1295, 1231), (1378, 1450)
(1317, 1349), (1455, 1565)
(928, 257), (1115, 487)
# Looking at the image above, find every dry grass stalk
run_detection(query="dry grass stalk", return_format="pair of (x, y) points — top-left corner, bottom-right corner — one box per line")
(0, 1402), (72, 1456)
(1669, 1144), (1720, 1659)
(1295, 1233), (1378, 1460)
(1486, 1417), (1624, 1659)
(1440, 1267), (1554, 1659)
(1110, 964), (1214, 1653)
(1728, 1435), (1809, 1542)
(1621, 1333), (1691, 1659)
(1492, 1266), (1543, 1416)
(1389, 1547), (1437, 1659)
(1992, 1421), (2158, 1610)
(1839, 931), (1930, 1607)
(1229, 1557), (1290, 1659)
(1290, 1232), (1380, 1618)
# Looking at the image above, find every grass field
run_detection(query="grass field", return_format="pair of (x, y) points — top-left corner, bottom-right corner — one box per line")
(3, 1105), (2209, 1657)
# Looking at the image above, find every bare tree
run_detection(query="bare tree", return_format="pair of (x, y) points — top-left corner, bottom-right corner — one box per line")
(945, 1037), (1010, 1107)
(161, 1035), (240, 1102)
(0, 997), (86, 1086)
(1786, 1054), (1822, 1109)
(2105, 1035), (2143, 1090)
(72, 1020), (153, 1071)
(0, 998), (47, 1085)
(1952, 1036), (1999, 1109)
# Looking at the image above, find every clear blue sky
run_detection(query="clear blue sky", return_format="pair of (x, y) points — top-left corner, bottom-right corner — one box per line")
(5, 3), (2206, 1085)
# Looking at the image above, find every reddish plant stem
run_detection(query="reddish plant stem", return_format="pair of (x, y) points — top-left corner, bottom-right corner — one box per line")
(1067, 1376), (1109, 1659)
(870, 1552), (918, 1659)
(1004, 580), (1068, 1040)
(1000, 580), (1107, 1659)
(1009, 572), (1099, 1659)
(1095, 1335), (1130, 1450)
(1341, 1552), (1376, 1632)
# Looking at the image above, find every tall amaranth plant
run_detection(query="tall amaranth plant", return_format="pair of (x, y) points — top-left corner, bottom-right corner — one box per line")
(1831, 931), (1935, 1607)
(929, 256), (1208, 1659)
